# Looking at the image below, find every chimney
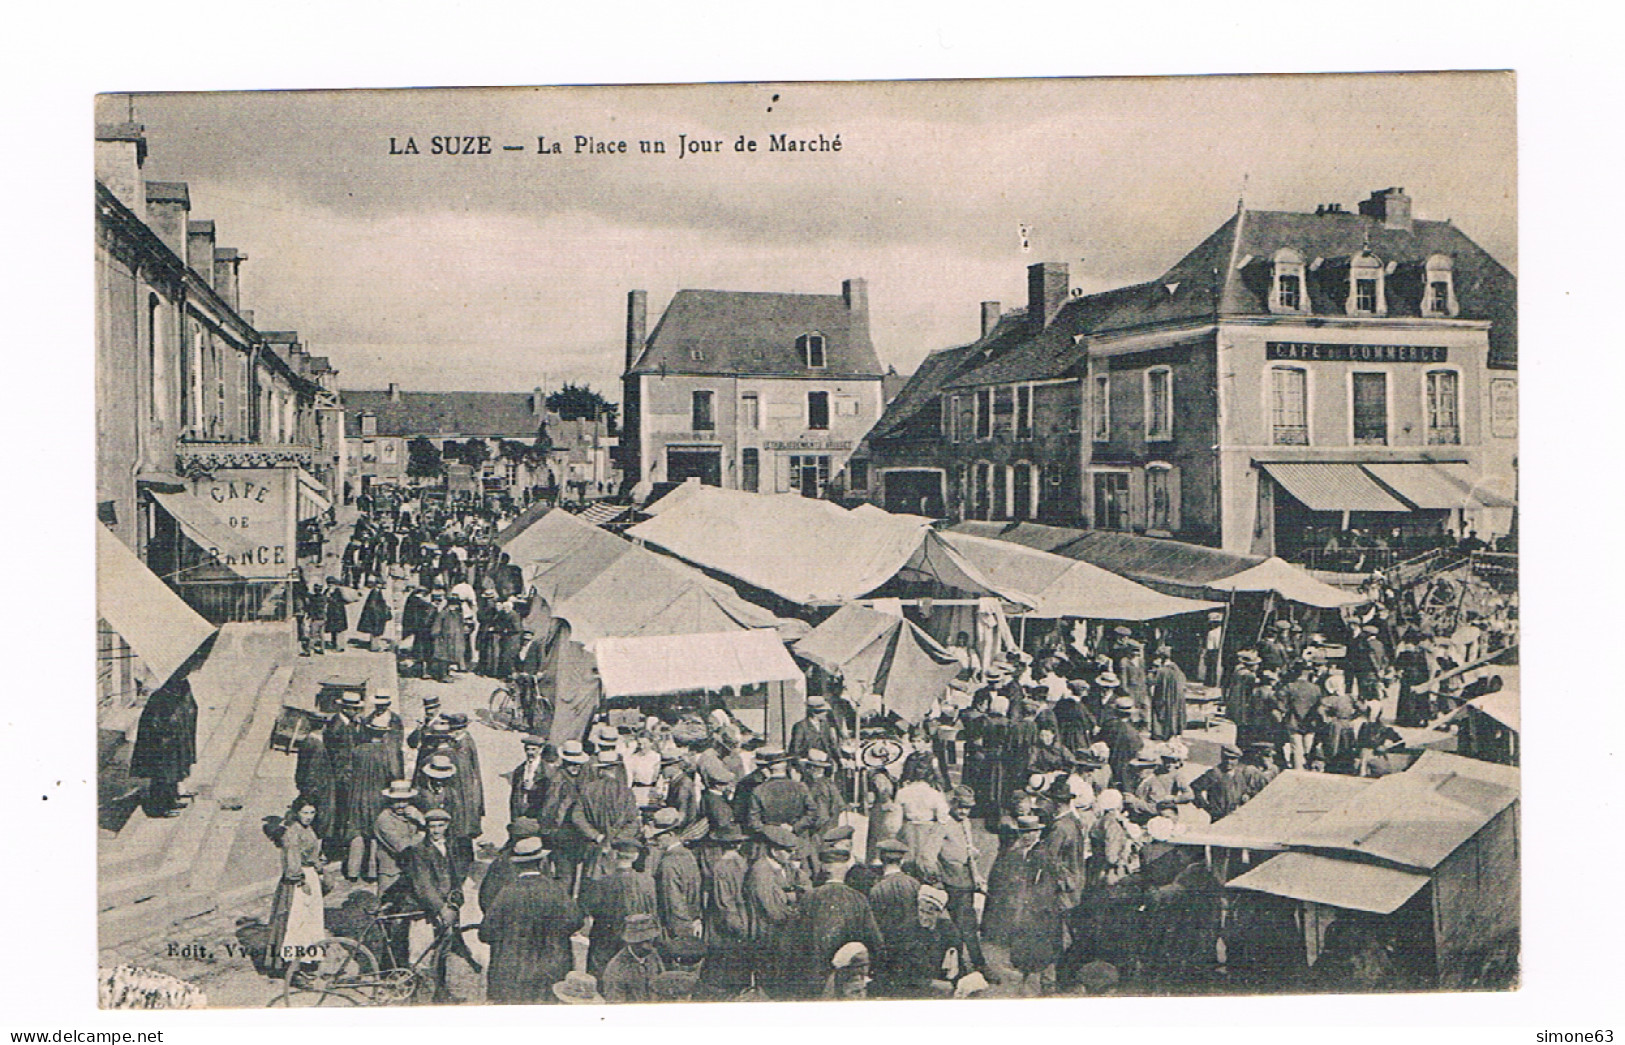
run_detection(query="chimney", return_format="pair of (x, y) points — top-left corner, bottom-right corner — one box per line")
(1028, 261), (1069, 329)
(94, 123), (147, 214)
(213, 247), (246, 311)
(1358, 187), (1413, 232)
(980, 301), (1001, 338)
(532, 386), (546, 418)
(388, 382), (402, 403)
(143, 182), (190, 258)
(186, 219), (216, 275)
(625, 290), (648, 372)
(843, 277), (871, 348)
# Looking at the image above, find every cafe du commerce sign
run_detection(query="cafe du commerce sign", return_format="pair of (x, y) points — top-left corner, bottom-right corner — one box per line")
(190, 468), (295, 578)
(1267, 342), (1449, 363)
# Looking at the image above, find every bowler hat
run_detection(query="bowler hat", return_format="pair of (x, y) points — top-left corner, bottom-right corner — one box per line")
(622, 913), (660, 943)
(1013, 814), (1045, 832)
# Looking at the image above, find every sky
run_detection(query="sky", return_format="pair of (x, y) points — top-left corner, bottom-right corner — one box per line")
(105, 73), (1516, 398)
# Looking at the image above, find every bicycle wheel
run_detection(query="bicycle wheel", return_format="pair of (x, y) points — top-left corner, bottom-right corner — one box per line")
(488, 686), (519, 731)
(272, 936), (380, 1007)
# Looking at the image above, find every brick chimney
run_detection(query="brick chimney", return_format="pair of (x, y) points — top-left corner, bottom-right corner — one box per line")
(1358, 187), (1413, 231)
(186, 219), (216, 275)
(1028, 262), (1069, 329)
(843, 277), (871, 347)
(532, 386), (546, 418)
(980, 301), (1001, 338)
(625, 290), (648, 372)
(95, 123), (147, 213)
(388, 382), (402, 403)
(213, 247), (246, 311)
(144, 182), (190, 258)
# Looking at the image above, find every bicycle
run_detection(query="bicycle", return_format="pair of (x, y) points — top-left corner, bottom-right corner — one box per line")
(488, 672), (544, 733)
(268, 906), (481, 1007)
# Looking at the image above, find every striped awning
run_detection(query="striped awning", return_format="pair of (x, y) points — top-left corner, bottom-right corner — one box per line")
(1363, 463), (1476, 510)
(1261, 462), (1410, 513)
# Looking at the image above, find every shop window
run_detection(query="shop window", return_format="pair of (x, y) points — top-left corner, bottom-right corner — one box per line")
(691, 390), (715, 432)
(1352, 371), (1389, 445)
(1270, 366), (1309, 445)
(790, 454), (830, 497)
(741, 447), (760, 492)
(1092, 375), (1110, 441)
(807, 391), (830, 431)
(1271, 248), (1308, 313)
(1145, 366), (1173, 441)
(1426, 369), (1461, 445)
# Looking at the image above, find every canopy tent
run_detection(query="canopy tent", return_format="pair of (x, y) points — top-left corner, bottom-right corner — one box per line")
(495, 499), (552, 544)
(1173, 770), (1374, 851)
(627, 486), (1026, 609)
(946, 520), (1364, 608)
(96, 524), (217, 687)
(793, 603), (962, 724)
(1227, 851), (1429, 915)
(940, 531), (1222, 621)
(1204, 557), (1366, 608)
(596, 630), (801, 698)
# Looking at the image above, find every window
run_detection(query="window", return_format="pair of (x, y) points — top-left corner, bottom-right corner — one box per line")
(974, 389), (992, 440)
(238, 353), (250, 438)
(991, 465), (1009, 520)
(1424, 254), (1457, 316)
(1426, 369), (1461, 445)
(741, 447), (760, 492)
(1352, 371), (1389, 445)
(789, 454), (830, 497)
(1015, 384), (1034, 440)
(362, 439), (377, 463)
(740, 393), (760, 431)
(1270, 366), (1309, 445)
(973, 462), (991, 520)
(361, 412), (378, 437)
(1145, 366), (1173, 441)
(147, 294), (165, 424)
(179, 328), (196, 430)
(1271, 248), (1308, 313)
(1147, 465), (1176, 533)
(991, 386), (1014, 438)
(847, 459), (869, 493)
(807, 391), (830, 430)
(691, 390), (715, 432)
(1347, 252), (1387, 316)
(1012, 462), (1034, 521)
(1092, 375), (1110, 441)
(1094, 471), (1130, 531)
(799, 333), (826, 368)
(382, 440), (399, 464)
(947, 395), (962, 442)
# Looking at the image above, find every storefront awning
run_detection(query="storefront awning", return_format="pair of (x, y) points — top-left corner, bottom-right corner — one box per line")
(595, 629), (802, 699)
(149, 488), (259, 570)
(1260, 462), (1411, 513)
(96, 524), (217, 685)
(1227, 851), (1429, 915)
(296, 470), (332, 519)
(1362, 463), (1473, 511)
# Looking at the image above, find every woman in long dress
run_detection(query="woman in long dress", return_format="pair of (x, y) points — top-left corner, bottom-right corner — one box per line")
(267, 798), (327, 974)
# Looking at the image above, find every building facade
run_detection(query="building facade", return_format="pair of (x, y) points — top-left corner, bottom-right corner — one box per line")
(855, 188), (1518, 565)
(96, 122), (341, 635)
(619, 281), (886, 499)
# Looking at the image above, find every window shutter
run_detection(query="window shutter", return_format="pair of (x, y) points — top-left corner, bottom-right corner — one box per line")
(1129, 468), (1148, 532)
(1166, 466), (1182, 533)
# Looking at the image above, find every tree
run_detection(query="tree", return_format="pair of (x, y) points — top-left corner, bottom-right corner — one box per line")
(457, 437), (491, 471)
(547, 383), (618, 425)
(406, 436), (443, 479)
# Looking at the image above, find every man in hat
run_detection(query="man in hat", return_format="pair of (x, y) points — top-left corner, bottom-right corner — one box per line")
(391, 807), (479, 995)
(982, 813), (1063, 992)
(1260, 619), (1294, 675)
(652, 936), (707, 1002)
(372, 692), (406, 751)
(580, 839), (657, 975)
(1027, 723), (1076, 775)
(1134, 745), (1195, 822)
(412, 755), (472, 884)
(357, 580), (393, 652)
(776, 840), (883, 1000)
(936, 784), (987, 974)
(1346, 623), (1392, 706)
(1226, 650), (1262, 748)
(1199, 610), (1226, 689)
(131, 675), (200, 819)
(509, 735), (554, 823)
(1073, 744), (1113, 795)
(1038, 776), (1090, 915)
(345, 711), (406, 881)
(551, 970), (605, 1005)
(322, 579), (352, 651)
(789, 694), (844, 763)
(866, 837), (921, 980)
(1279, 663), (1324, 769)
(600, 912), (667, 1004)
(539, 740), (591, 889)
(824, 941), (873, 1000)
(373, 780), (426, 898)
(696, 826), (752, 1000)
(743, 746), (816, 851)
(1242, 741), (1281, 792)
(406, 694), (442, 752)
(744, 824), (803, 995)
(479, 836), (583, 1005)
(880, 883), (961, 999)
(1112, 631), (1149, 725)
(574, 746), (640, 882)
(800, 749), (847, 852)
(650, 807), (703, 940)
(1097, 695), (1145, 790)
(479, 816), (543, 915)
(1189, 744), (1251, 822)
(1147, 645), (1189, 742)
(294, 711), (341, 857)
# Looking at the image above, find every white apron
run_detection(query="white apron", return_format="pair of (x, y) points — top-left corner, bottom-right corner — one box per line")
(280, 867), (326, 959)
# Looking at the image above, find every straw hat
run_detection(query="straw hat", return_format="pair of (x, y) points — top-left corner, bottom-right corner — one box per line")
(552, 971), (604, 1005)
(422, 754), (456, 779)
(380, 780), (418, 801)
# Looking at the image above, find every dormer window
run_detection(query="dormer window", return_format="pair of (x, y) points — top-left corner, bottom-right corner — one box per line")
(1347, 252), (1387, 316)
(798, 332), (826, 368)
(1424, 254), (1458, 317)
(1270, 248), (1308, 314)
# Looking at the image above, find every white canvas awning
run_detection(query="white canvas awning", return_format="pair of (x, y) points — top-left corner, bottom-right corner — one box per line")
(594, 629), (803, 698)
(1227, 851), (1430, 915)
(96, 524), (217, 685)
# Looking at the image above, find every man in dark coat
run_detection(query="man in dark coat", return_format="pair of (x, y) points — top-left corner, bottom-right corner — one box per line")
(131, 676), (199, 818)
(1190, 744), (1251, 822)
(982, 814), (1063, 991)
(1225, 652), (1262, 747)
(780, 843), (883, 1000)
(745, 747), (817, 850)
(1147, 646), (1189, 742)
(744, 825), (803, 997)
(478, 817), (542, 916)
(443, 714), (485, 869)
(650, 808), (703, 940)
(294, 712), (340, 852)
(788, 695), (843, 761)
(601, 913), (667, 1004)
(572, 750), (640, 881)
(1096, 696), (1145, 790)
(479, 836), (583, 1004)
(373, 781), (426, 899)
(345, 713), (406, 880)
(508, 735), (553, 822)
(697, 827), (752, 1000)
(580, 840), (658, 975)
(356, 583), (392, 648)
(323, 581), (351, 650)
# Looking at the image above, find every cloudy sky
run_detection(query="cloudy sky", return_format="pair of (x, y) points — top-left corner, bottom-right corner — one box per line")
(106, 73), (1515, 397)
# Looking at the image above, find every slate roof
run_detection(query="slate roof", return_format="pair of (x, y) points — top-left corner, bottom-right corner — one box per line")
(865, 311), (1029, 443)
(342, 390), (544, 439)
(628, 288), (883, 379)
